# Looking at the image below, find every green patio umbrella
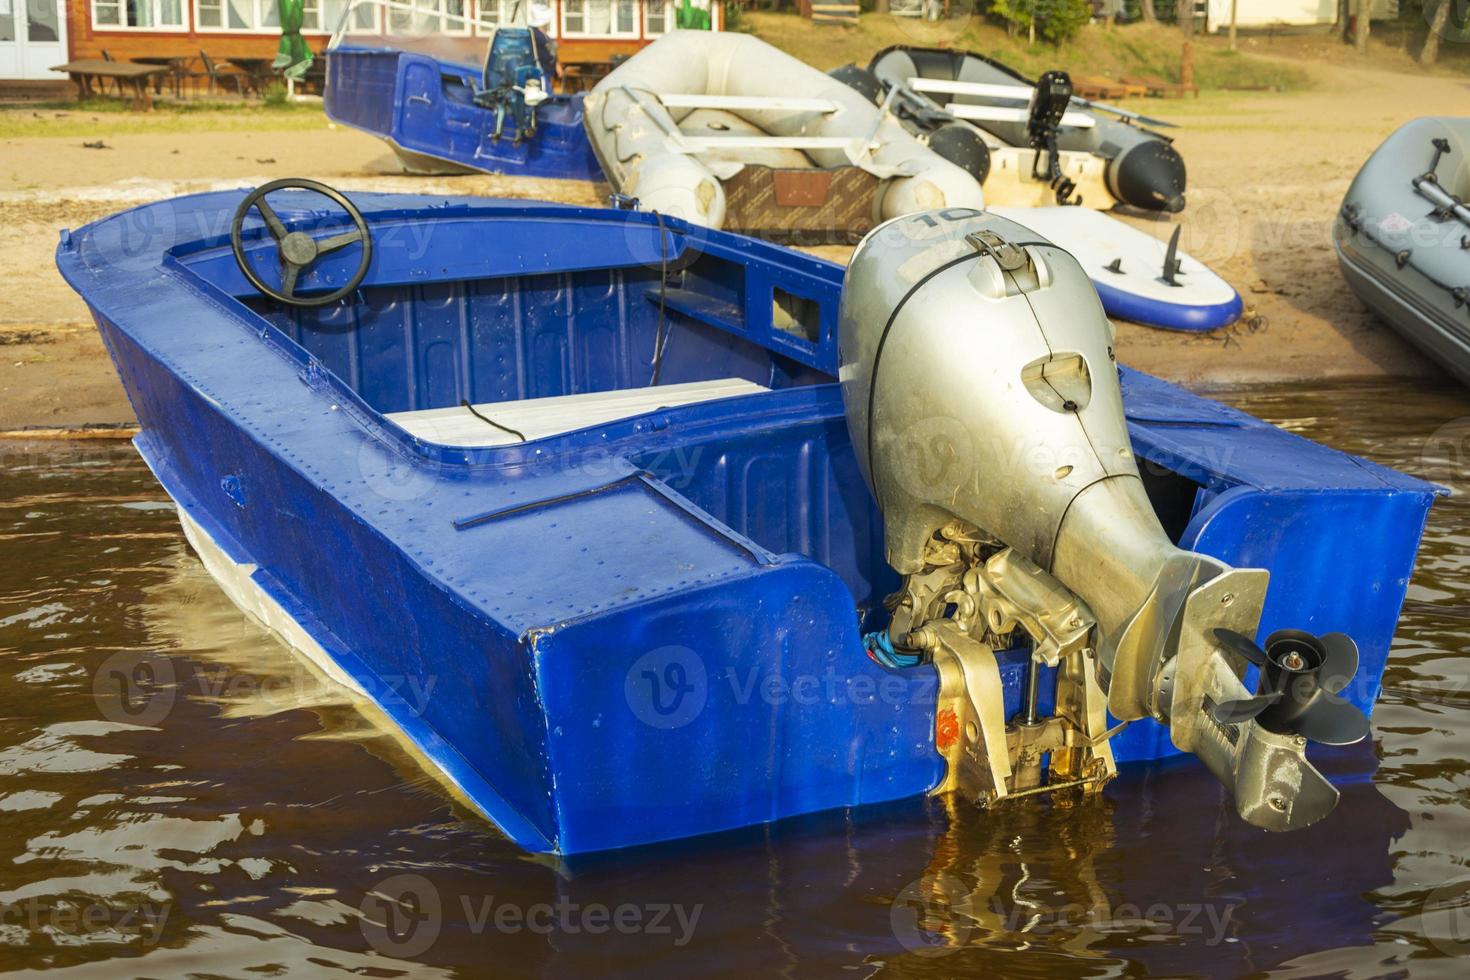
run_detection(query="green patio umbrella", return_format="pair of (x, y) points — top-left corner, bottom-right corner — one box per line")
(274, 0), (315, 82)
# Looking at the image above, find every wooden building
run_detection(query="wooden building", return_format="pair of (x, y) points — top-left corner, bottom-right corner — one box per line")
(1, 0), (719, 83)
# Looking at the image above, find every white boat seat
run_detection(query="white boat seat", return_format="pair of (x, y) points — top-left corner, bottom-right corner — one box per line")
(657, 94), (840, 114)
(386, 378), (770, 448)
(908, 77), (1034, 100)
(670, 134), (866, 153)
(944, 103), (1096, 129)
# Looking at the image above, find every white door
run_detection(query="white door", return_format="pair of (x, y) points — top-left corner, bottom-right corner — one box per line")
(0, 0), (68, 81)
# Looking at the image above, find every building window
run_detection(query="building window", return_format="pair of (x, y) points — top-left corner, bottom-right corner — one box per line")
(563, 0), (638, 37)
(644, 0), (673, 33)
(196, 0), (280, 30)
(92, 0), (186, 28)
(305, 0), (376, 33)
(385, 0), (470, 34)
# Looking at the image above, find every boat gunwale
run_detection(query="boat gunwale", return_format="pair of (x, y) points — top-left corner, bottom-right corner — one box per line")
(62, 192), (853, 472)
(57, 191), (1444, 502)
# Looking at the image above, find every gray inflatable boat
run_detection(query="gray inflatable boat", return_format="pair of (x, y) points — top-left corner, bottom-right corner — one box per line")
(1336, 117), (1470, 387)
(864, 45), (1186, 213)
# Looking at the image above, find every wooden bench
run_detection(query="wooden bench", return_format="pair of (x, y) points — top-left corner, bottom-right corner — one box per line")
(811, 3), (860, 25)
(50, 60), (170, 110)
(1118, 73), (1200, 99)
(1070, 74), (1148, 101)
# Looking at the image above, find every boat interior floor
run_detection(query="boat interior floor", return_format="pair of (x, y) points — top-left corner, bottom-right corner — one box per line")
(386, 377), (771, 448)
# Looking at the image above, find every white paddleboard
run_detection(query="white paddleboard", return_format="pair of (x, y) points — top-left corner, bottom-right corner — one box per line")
(988, 206), (1242, 331)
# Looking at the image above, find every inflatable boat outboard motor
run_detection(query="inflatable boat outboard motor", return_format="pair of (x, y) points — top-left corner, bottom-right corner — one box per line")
(868, 46), (1187, 213)
(839, 209), (1368, 830)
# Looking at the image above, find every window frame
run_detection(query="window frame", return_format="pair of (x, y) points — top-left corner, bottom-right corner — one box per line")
(89, 0), (190, 32)
(561, 0), (642, 39)
(302, 0), (381, 35)
(193, 0), (282, 33)
(643, 0), (674, 35)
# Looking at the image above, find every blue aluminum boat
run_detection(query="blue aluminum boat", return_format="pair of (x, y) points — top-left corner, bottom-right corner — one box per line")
(325, 22), (602, 181)
(58, 181), (1437, 855)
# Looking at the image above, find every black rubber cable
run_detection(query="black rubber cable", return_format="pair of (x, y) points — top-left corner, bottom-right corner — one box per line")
(460, 399), (527, 442)
(648, 210), (670, 386)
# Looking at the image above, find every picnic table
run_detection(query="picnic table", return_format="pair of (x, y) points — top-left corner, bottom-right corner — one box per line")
(230, 57), (278, 96)
(51, 60), (170, 110)
(132, 55), (193, 98)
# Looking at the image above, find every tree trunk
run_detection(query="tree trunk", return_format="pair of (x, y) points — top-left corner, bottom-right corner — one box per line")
(875, 0), (890, 13)
(1355, 0), (1369, 53)
(1179, 0), (1194, 37)
(1228, 0), (1238, 50)
(1423, 0), (1449, 65)
(1139, 0), (1156, 21)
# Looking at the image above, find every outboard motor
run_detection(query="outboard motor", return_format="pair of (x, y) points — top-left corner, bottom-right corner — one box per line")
(475, 26), (557, 143)
(839, 209), (1367, 831)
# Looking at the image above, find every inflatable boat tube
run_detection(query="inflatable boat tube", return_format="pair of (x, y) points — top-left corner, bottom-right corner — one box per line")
(1336, 117), (1470, 387)
(584, 31), (984, 234)
(869, 45), (1186, 214)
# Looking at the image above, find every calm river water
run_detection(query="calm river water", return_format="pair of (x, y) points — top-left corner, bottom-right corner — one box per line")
(2, 381), (1469, 978)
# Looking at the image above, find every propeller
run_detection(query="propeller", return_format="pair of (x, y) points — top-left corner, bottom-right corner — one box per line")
(1209, 628), (1370, 746)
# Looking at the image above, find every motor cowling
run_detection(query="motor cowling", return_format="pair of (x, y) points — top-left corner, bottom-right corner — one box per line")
(838, 209), (1365, 831)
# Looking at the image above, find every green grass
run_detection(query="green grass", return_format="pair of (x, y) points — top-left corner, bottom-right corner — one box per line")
(743, 11), (1311, 93)
(0, 98), (328, 140)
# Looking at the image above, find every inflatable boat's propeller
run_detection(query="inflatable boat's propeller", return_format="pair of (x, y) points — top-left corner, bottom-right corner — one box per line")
(1210, 629), (1370, 745)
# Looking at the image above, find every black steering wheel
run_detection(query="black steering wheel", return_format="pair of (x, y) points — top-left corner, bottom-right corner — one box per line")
(229, 178), (372, 307)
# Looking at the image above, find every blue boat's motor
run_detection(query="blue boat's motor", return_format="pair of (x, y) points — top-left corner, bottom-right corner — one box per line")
(839, 209), (1368, 831)
(476, 27), (556, 143)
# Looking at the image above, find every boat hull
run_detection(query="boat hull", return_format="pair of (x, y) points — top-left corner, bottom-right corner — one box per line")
(325, 47), (603, 182)
(59, 193), (1438, 855)
(1336, 116), (1470, 387)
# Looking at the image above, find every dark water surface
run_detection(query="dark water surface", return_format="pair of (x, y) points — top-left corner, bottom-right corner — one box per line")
(2, 382), (1469, 978)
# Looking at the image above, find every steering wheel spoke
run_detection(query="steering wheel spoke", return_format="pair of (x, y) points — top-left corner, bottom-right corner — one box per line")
(279, 262), (300, 299)
(316, 228), (363, 256)
(229, 178), (373, 308)
(254, 198), (289, 241)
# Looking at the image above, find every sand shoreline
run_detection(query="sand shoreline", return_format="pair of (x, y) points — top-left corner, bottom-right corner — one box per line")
(2, 57), (1462, 429)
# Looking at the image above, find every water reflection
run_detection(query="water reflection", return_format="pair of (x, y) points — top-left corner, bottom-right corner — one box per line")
(0, 379), (1467, 976)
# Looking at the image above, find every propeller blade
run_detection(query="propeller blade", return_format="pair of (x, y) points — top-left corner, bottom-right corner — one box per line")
(1211, 691), (1284, 725)
(1293, 698), (1371, 747)
(1317, 632), (1360, 695)
(1212, 628), (1270, 667)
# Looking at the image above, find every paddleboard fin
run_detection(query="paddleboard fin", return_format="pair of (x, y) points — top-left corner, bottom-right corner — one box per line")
(1161, 224), (1183, 287)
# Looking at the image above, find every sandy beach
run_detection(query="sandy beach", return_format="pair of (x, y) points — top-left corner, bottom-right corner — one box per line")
(1, 54), (1464, 429)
